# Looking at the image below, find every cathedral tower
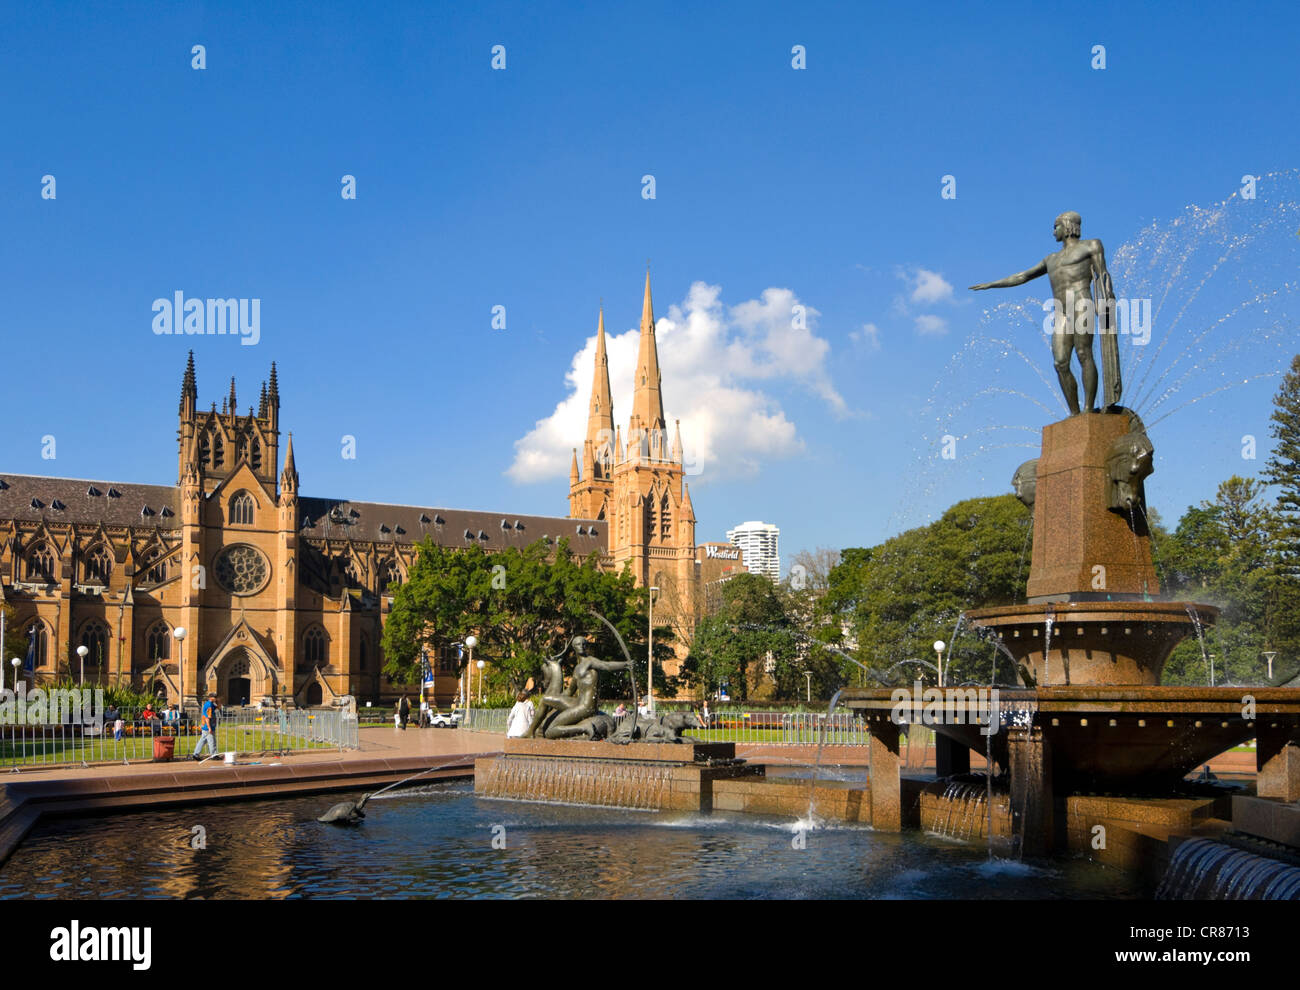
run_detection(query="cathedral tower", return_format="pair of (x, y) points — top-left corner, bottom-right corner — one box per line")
(569, 307), (616, 521)
(571, 272), (698, 677)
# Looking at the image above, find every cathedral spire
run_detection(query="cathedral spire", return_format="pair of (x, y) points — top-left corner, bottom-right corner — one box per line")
(585, 306), (615, 474)
(570, 448), (580, 486)
(228, 377), (237, 415)
(280, 432), (299, 494)
(671, 419), (683, 463)
(629, 269), (666, 438)
(259, 381), (268, 417)
(181, 350), (197, 403)
(268, 361), (279, 403)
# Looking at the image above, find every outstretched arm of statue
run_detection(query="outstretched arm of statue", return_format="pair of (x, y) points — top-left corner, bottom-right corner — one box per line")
(969, 258), (1049, 291)
(585, 658), (632, 672)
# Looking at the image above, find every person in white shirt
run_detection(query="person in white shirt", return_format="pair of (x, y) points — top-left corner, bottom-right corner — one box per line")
(506, 691), (536, 738)
(637, 697), (652, 718)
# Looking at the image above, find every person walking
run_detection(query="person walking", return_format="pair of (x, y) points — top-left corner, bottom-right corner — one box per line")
(192, 692), (219, 760)
(398, 695), (410, 731)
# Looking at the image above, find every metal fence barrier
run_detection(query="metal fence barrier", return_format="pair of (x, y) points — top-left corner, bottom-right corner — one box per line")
(461, 706), (867, 745)
(0, 706), (358, 770)
(462, 708), (510, 735)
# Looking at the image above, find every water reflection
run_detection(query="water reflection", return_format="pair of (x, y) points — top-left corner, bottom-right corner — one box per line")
(0, 782), (1139, 900)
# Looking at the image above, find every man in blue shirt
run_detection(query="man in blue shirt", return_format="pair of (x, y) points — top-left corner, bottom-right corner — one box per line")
(192, 692), (219, 760)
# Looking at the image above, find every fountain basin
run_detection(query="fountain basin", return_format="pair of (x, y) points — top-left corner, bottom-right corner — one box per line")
(840, 685), (1300, 793)
(964, 600), (1218, 687)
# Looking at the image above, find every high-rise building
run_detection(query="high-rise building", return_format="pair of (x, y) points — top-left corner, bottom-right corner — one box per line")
(725, 521), (780, 582)
(0, 271), (709, 707)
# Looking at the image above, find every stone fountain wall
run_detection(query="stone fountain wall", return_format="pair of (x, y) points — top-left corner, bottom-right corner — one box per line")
(475, 738), (759, 812)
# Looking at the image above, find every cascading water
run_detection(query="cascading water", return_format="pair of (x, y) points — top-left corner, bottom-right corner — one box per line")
(803, 688), (845, 829)
(1158, 838), (1300, 900)
(1042, 610), (1054, 686)
(1183, 604), (1210, 682)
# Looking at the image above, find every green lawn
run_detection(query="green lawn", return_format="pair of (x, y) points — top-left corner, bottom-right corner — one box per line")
(0, 726), (332, 767)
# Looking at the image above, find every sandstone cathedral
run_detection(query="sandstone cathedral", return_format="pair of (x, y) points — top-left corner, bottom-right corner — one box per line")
(0, 274), (729, 708)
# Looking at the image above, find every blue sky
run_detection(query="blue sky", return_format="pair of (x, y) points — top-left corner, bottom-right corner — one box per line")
(2, 1), (1298, 571)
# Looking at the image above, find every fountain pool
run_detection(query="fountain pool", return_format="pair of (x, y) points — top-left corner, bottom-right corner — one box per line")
(0, 781), (1141, 899)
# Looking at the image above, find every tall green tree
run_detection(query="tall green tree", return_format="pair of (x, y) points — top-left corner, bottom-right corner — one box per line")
(1261, 353), (1300, 666)
(1, 604), (28, 674)
(682, 573), (799, 702)
(822, 495), (1033, 686)
(1159, 476), (1281, 684)
(1264, 353), (1300, 575)
(382, 537), (671, 700)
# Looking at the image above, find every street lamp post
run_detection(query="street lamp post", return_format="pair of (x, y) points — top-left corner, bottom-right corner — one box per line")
(174, 627), (188, 714)
(76, 644), (88, 687)
(476, 659), (485, 703)
(648, 586), (659, 714)
(11, 658), (21, 693)
(1263, 651), (1278, 681)
(934, 640), (946, 688)
(1208, 653), (1216, 687)
(464, 635), (477, 719)
(804, 670), (812, 703)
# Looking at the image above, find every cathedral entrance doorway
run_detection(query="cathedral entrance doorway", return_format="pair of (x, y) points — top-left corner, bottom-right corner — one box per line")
(216, 649), (261, 706)
(228, 677), (251, 706)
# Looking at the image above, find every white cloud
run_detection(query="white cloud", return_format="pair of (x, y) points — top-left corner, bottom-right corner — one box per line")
(507, 280), (844, 483)
(914, 314), (948, 335)
(910, 268), (954, 305)
(850, 322), (881, 351)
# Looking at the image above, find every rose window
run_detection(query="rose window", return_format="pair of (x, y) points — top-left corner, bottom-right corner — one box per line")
(214, 544), (270, 595)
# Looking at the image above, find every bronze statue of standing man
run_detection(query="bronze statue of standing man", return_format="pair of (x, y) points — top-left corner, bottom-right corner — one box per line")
(970, 211), (1121, 414)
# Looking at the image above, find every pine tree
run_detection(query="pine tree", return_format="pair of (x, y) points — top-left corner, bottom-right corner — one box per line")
(1264, 353), (1300, 576)
(1262, 353), (1300, 670)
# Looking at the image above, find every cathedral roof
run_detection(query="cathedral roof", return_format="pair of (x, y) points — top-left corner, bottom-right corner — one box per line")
(0, 473), (179, 527)
(0, 473), (606, 554)
(297, 497), (606, 554)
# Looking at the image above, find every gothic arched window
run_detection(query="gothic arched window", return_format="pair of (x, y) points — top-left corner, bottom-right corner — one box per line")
(250, 437), (262, 471)
(80, 620), (110, 671)
(342, 558), (360, 588)
(229, 491), (255, 525)
(145, 621), (171, 663)
(378, 559), (403, 594)
(83, 545), (112, 585)
(660, 492), (672, 540)
(25, 543), (55, 583)
(211, 431), (225, 469)
(25, 621), (49, 668)
(143, 548), (168, 585)
(303, 626), (329, 668)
